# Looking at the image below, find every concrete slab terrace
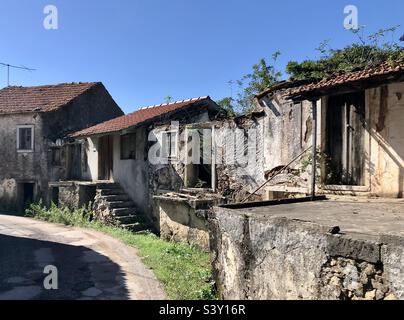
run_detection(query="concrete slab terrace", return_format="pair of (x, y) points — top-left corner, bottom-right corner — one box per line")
(232, 197), (404, 240)
(211, 197), (404, 299)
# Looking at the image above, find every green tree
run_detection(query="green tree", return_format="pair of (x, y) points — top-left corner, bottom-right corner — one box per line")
(216, 97), (236, 118)
(164, 95), (173, 103)
(221, 52), (281, 115)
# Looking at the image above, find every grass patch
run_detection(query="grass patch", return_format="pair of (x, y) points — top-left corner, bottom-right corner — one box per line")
(26, 203), (216, 300)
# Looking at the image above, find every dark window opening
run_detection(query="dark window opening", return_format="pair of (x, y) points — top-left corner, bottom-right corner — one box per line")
(18, 127), (33, 151)
(121, 133), (136, 160)
(186, 164), (212, 189)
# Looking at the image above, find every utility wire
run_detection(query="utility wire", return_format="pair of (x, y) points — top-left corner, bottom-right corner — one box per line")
(0, 62), (36, 87)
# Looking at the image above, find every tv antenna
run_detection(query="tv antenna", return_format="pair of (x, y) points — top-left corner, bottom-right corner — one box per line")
(0, 62), (36, 87)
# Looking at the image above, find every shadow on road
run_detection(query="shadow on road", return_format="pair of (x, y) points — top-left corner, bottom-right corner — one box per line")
(0, 234), (130, 300)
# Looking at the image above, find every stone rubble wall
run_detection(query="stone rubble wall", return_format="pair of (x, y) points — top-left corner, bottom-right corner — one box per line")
(158, 200), (210, 251)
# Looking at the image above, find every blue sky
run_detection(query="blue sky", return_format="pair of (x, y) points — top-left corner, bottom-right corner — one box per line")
(0, 0), (402, 113)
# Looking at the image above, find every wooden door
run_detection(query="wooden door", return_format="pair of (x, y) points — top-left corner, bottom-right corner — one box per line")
(98, 135), (114, 181)
(66, 144), (82, 180)
(325, 92), (365, 185)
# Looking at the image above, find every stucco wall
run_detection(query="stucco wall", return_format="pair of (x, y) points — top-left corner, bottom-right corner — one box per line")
(368, 82), (404, 197)
(261, 94), (314, 172)
(111, 127), (150, 216)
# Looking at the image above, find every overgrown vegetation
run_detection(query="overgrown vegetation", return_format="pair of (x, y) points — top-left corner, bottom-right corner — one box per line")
(218, 26), (403, 115)
(26, 203), (216, 300)
(287, 26), (404, 81)
(217, 52), (282, 115)
(299, 148), (337, 186)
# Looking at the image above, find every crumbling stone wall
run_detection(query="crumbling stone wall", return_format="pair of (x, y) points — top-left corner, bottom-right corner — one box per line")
(215, 117), (266, 202)
(158, 199), (211, 251)
(57, 183), (96, 211)
(209, 207), (402, 300)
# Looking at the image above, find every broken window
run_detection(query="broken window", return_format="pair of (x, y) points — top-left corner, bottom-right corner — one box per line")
(162, 131), (178, 159)
(121, 133), (136, 160)
(17, 125), (34, 151)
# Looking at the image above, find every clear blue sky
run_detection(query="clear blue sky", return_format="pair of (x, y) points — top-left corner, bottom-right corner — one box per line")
(0, 0), (402, 113)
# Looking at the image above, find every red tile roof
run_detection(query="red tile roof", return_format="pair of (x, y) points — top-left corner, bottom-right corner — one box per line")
(286, 63), (404, 99)
(72, 96), (214, 137)
(0, 82), (99, 115)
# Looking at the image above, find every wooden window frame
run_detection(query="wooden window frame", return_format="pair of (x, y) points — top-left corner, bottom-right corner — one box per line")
(17, 125), (34, 153)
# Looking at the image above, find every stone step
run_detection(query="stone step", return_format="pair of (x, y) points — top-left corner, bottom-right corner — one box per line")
(101, 194), (131, 202)
(96, 183), (121, 189)
(112, 208), (136, 217)
(99, 188), (126, 196)
(116, 215), (139, 224)
(121, 222), (151, 233)
(108, 201), (136, 209)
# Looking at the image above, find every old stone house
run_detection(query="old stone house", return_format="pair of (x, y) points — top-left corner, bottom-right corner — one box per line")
(0, 82), (124, 212)
(209, 63), (404, 301)
(67, 97), (222, 234)
(255, 63), (404, 199)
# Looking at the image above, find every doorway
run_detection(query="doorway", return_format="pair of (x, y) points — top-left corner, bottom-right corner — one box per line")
(18, 182), (35, 213)
(324, 92), (366, 186)
(98, 135), (114, 181)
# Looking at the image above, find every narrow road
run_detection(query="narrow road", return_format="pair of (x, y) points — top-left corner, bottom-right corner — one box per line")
(0, 214), (166, 300)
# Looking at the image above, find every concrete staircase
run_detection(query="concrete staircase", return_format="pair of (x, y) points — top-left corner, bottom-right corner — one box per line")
(94, 182), (152, 232)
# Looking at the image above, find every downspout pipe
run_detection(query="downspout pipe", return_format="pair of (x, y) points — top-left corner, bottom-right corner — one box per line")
(311, 100), (318, 200)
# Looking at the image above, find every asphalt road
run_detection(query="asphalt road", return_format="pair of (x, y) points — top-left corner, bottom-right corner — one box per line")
(0, 214), (166, 300)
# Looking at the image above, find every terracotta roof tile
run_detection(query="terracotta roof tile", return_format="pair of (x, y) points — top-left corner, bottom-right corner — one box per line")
(72, 96), (213, 137)
(0, 82), (99, 114)
(285, 63), (404, 99)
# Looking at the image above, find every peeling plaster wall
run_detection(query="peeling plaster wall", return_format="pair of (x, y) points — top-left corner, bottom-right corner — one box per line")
(82, 137), (99, 181)
(368, 82), (404, 198)
(261, 94), (313, 172)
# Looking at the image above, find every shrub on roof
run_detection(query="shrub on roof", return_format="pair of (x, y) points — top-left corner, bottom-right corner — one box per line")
(286, 26), (404, 81)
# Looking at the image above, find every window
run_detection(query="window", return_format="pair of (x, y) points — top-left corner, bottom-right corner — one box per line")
(120, 133), (136, 160)
(162, 131), (178, 159)
(17, 125), (34, 152)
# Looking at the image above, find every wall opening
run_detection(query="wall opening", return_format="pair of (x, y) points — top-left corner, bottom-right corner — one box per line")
(184, 128), (214, 189)
(51, 187), (59, 206)
(18, 182), (35, 213)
